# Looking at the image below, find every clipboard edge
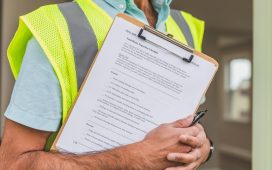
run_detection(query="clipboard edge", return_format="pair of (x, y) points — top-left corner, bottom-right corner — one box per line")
(194, 51), (219, 68)
(116, 13), (145, 27)
(51, 13), (219, 152)
(51, 13), (146, 152)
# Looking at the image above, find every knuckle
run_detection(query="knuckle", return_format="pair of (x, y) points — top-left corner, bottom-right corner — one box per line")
(195, 137), (202, 147)
(187, 137), (196, 146)
(175, 155), (185, 163)
(175, 120), (185, 127)
(191, 138), (200, 147)
(175, 155), (184, 162)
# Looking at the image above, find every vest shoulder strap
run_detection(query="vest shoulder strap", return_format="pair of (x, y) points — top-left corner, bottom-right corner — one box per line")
(166, 10), (205, 52)
(76, 0), (112, 49)
(8, 1), (113, 123)
(58, 0), (112, 88)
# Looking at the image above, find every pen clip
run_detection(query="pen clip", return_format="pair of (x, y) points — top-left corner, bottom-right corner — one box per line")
(190, 109), (208, 127)
(137, 27), (194, 63)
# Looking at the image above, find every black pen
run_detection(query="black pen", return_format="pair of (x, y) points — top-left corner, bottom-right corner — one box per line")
(189, 109), (208, 127)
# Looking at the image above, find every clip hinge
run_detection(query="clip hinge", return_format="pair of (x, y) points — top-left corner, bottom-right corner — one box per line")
(137, 28), (194, 63)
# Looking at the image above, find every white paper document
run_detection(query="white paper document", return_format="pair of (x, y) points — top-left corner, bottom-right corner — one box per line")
(55, 15), (218, 154)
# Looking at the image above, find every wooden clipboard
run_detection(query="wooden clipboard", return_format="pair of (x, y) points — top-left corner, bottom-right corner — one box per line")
(51, 13), (219, 152)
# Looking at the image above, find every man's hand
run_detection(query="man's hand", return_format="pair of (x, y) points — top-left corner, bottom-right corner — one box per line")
(0, 116), (206, 170)
(165, 124), (211, 170)
(141, 115), (210, 169)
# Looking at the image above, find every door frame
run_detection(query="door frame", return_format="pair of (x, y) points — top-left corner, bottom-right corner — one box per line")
(0, 0), (3, 139)
(253, 0), (272, 169)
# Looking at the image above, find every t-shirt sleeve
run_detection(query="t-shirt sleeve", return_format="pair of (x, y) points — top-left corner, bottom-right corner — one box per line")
(4, 37), (62, 132)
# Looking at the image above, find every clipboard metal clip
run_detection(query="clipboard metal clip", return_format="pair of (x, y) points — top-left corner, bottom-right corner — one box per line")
(137, 27), (194, 63)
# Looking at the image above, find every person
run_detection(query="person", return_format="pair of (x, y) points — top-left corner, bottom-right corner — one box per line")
(0, 0), (212, 169)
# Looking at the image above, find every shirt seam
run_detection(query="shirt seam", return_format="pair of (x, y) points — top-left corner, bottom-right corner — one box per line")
(9, 101), (62, 120)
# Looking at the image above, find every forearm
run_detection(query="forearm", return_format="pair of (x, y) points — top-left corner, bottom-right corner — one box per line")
(4, 142), (148, 170)
(1, 118), (200, 170)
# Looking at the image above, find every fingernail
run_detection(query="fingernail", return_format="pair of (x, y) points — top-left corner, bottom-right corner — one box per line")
(167, 153), (176, 161)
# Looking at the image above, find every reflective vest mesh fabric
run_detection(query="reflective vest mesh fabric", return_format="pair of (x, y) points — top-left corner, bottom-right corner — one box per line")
(181, 11), (205, 51)
(166, 11), (205, 52)
(8, 5), (77, 124)
(7, 0), (205, 150)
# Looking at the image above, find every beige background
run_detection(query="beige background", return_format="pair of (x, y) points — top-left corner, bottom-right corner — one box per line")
(172, 1), (252, 169)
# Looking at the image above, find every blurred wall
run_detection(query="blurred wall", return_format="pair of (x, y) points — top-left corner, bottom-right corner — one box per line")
(171, 0), (253, 170)
(0, 0), (68, 136)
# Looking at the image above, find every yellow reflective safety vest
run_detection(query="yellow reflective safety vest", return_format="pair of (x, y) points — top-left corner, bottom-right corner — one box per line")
(7, 0), (205, 149)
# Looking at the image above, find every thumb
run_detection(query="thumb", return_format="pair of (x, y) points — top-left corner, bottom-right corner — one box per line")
(171, 115), (194, 128)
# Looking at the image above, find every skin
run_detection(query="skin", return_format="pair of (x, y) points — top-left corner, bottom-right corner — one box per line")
(0, 117), (209, 170)
(134, 0), (158, 27)
(0, 0), (211, 169)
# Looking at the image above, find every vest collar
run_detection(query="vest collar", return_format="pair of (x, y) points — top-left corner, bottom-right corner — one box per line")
(102, 0), (171, 13)
(103, 0), (126, 13)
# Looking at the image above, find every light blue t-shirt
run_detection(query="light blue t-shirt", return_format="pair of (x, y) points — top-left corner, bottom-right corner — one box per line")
(4, 0), (172, 132)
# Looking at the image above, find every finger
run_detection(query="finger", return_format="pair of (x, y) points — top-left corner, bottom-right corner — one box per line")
(176, 125), (200, 137)
(196, 124), (207, 140)
(165, 156), (201, 170)
(193, 124), (207, 145)
(179, 144), (192, 153)
(182, 161), (199, 170)
(195, 123), (204, 132)
(183, 123), (206, 137)
(165, 161), (199, 170)
(172, 115), (194, 128)
(165, 167), (184, 170)
(179, 135), (201, 148)
(167, 149), (201, 164)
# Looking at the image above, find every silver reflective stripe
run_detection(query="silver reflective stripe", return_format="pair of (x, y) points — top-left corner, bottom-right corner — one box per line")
(58, 2), (98, 89)
(170, 10), (194, 48)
